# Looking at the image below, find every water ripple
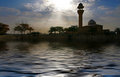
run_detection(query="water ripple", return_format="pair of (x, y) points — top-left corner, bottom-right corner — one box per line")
(0, 42), (120, 77)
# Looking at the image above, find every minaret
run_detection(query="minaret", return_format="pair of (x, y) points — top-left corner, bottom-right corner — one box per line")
(77, 3), (84, 28)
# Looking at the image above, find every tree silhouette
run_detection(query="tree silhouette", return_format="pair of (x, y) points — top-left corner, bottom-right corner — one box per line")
(28, 27), (34, 33)
(49, 27), (57, 34)
(56, 26), (64, 34)
(0, 23), (9, 35)
(64, 26), (79, 32)
(14, 23), (34, 34)
(115, 28), (120, 35)
(20, 23), (29, 34)
(49, 26), (64, 34)
(14, 26), (24, 34)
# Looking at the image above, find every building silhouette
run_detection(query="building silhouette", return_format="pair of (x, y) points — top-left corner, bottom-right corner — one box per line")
(77, 3), (110, 35)
(77, 3), (84, 28)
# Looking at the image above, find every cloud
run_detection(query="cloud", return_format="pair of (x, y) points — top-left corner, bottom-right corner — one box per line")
(72, 0), (98, 24)
(0, 7), (22, 30)
(98, 6), (109, 10)
(88, 0), (95, 2)
(0, 7), (20, 16)
(1, 0), (120, 33)
(105, 6), (120, 16)
(93, 5), (120, 30)
(24, 0), (54, 13)
(0, 0), (98, 33)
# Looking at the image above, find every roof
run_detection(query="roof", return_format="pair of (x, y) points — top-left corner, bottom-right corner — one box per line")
(88, 19), (96, 25)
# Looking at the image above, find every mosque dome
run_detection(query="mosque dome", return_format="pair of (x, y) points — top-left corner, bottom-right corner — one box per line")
(88, 19), (96, 25)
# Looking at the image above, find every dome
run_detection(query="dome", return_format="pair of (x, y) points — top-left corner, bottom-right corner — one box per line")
(77, 3), (84, 9)
(88, 19), (96, 25)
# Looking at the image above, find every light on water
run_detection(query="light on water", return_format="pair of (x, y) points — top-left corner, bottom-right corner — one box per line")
(40, 74), (65, 77)
(0, 41), (120, 77)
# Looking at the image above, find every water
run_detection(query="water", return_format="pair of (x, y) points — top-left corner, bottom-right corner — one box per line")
(0, 41), (120, 77)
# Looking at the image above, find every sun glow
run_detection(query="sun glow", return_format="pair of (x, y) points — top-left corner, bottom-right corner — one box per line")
(47, 0), (73, 11)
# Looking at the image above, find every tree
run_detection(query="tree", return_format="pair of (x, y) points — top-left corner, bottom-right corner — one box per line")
(14, 23), (34, 34)
(28, 27), (34, 33)
(64, 28), (69, 32)
(14, 26), (24, 34)
(115, 28), (120, 35)
(49, 26), (64, 34)
(64, 26), (79, 32)
(49, 27), (57, 34)
(56, 26), (64, 34)
(19, 23), (29, 34)
(0, 23), (9, 35)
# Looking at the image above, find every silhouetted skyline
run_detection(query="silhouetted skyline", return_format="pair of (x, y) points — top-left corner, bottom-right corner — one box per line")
(0, 0), (120, 33)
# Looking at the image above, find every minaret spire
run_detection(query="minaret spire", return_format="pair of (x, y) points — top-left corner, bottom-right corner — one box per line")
(77, 3), (84, 28)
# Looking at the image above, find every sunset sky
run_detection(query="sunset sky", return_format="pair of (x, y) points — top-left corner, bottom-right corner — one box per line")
(0, 0), (120, 33)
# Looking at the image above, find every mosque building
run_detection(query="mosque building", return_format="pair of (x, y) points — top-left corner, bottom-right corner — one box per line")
(77, 3), (106, 35)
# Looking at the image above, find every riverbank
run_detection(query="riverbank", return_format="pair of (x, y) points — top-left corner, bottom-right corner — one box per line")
(0, 35), (16, 41)
(0, 34), (120, 43)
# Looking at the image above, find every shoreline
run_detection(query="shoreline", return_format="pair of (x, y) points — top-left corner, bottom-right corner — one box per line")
(0, 34), (120, 44)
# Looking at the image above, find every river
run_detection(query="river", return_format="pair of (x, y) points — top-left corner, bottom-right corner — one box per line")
(0, 41), (120, 77)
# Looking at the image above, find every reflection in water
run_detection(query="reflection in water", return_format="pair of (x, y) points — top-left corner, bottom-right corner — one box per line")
(0, 41), (120, 77)
(0, 42), (8, 51)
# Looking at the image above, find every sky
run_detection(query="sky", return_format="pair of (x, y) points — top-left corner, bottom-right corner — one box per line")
(0, 0), (120, 33)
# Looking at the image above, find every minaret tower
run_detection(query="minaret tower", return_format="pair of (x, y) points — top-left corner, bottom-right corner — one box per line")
(77, 3), (84, 28)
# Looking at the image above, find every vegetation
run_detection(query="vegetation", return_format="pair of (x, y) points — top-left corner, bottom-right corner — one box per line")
(14, 23), (34, 34)
(115, 28), (120, 35)
(28, 32), (41, 36)
(49, 25), (79, 34)
(0, 23), (9, 35)
(1, 22), (120, 43)
(64, 26), (79, 33)
(49, 26), (64, 34)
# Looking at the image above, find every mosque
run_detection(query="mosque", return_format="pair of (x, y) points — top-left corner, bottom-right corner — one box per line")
(77, 3), (108, 35)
